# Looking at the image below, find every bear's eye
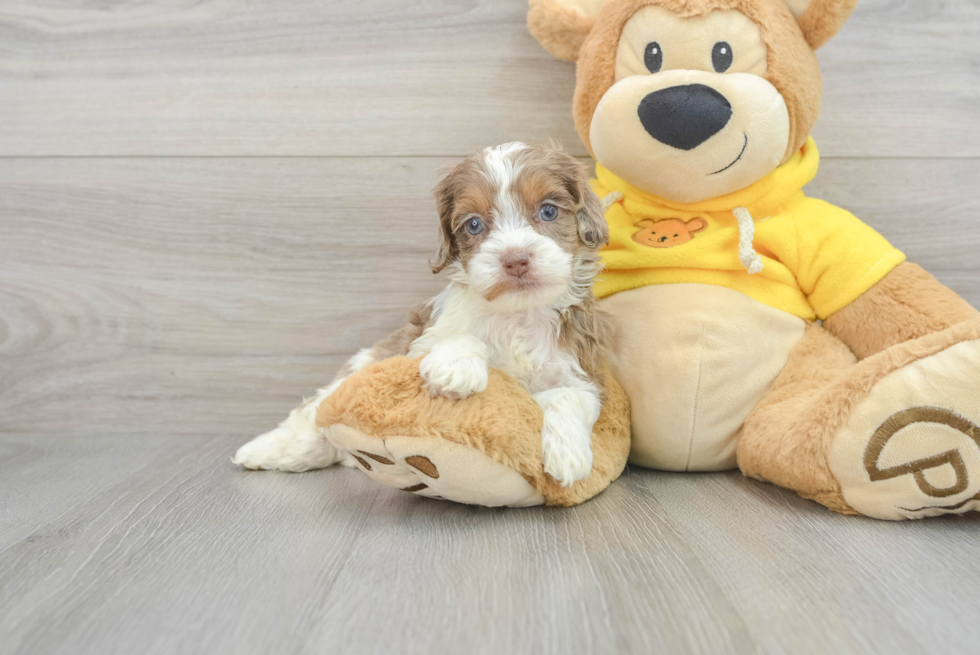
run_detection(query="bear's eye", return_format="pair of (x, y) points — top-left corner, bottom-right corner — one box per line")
(465, 216), (485, 235)
(712, 42), (733, 73)
(538, 203), (559, 222)
(644, 42), (663, 73)
(674, 234), (679, 237)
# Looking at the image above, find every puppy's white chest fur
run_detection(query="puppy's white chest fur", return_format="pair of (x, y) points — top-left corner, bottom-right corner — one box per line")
(473, 306), (570, 393)
(410, 284), (578, 394)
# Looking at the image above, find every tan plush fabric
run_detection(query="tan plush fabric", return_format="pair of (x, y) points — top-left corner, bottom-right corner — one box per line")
(329, 424), (547, 508)
(737, 323), (858, 513)
(797, 0), (859, 50)
(318, 357), (632, 507)
(528, 0), (600, 61)
(824, 262), (980, 360)
(739, 319), (980, 515)
(601, 284), (805, 471)
(827, 339), (980, 520)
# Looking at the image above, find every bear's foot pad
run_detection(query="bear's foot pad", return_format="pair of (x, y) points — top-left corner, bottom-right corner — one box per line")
(329, 424), (545, 508)
(829, 339), (980, 520)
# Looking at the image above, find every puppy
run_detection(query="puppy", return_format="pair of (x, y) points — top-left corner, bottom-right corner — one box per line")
(233, 142), (610, 486)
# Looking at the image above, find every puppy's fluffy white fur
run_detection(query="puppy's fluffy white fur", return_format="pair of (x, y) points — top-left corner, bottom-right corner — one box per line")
(234, 142), (609, 486)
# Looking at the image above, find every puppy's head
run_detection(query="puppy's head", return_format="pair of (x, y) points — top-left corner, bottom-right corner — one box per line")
(431, 142), (607, 311)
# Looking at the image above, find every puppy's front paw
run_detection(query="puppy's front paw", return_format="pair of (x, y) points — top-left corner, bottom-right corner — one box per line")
(419, 337), (489, 400)
(541, 425), (594, 487)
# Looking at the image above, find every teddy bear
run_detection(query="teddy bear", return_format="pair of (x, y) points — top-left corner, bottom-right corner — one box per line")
(632, 217), (707, 247)
(319, 0), (980, 520)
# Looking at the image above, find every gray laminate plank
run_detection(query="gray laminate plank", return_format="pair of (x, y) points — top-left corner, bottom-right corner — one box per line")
(1, 432), (975, 655)
(639, 471), (980, 655)
(298, 475), (760, 655)
(0, 432), (215, 550)
(0, 433), (382, 655)
(0, 0), (976, 157)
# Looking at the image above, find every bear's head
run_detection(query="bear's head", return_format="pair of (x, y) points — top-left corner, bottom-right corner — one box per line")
(528, 0), (857, 203)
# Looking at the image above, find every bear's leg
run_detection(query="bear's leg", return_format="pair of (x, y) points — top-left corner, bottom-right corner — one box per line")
(739, 320), (980, 520)
(736, 324), (859, 513)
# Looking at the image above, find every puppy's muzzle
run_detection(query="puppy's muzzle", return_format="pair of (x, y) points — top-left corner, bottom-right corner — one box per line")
(637, 84), (732, 151)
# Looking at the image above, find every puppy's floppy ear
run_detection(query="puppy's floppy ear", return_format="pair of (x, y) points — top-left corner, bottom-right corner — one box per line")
(430, 169), (458, 274)
(527, 0), (604, 62)
(575, 177), (608, 249)
(552, 147), (608, 249)
(782, 0), (858, 50)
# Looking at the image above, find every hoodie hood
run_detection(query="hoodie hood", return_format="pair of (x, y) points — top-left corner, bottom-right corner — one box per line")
(590, 137), (905, 320)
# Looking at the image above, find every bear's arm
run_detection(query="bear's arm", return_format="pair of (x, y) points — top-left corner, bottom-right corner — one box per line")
(823, 262), (979, 360)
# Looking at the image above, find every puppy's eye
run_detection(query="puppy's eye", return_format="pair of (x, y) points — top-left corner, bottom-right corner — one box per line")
(465, 217), (485, 235)
(712, 42), (733, 73)
(538, 204), (559, 222)
(644, 42), (663, 73)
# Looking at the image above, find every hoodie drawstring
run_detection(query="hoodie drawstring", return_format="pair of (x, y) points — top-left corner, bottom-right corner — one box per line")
(601, 191), (623, 215)
(733, 206), (764, 274)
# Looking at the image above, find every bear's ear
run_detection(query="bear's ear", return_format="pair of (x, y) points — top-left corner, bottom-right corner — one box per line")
(635, 219), (655, 228)
(527, 0), (604, 62)
(783, 0), (859, 50)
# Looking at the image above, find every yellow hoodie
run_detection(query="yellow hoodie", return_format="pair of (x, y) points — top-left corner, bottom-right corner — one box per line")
(591, 138), (906, 320)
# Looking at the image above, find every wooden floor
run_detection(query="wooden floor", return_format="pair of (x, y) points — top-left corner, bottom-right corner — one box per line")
(1, 1), (978, 653)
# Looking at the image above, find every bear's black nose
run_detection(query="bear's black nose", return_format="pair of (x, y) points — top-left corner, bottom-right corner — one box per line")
(637, 84), (732, 151)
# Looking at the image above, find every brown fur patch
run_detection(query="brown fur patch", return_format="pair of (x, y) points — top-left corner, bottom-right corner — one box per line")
(528, 0), (599, 61)
(824, 263), (980, 360)
(559, 294), (609, 399)
(317, 302), (436, 397)
(797, 0), (858, 50)
(483, 282), (510, 303)
(514, 148), (593, 258)
(431, 156), (496, 273)
(367, 302), (434, 362)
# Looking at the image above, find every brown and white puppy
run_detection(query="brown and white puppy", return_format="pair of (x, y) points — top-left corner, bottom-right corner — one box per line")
(233, 142), (610, 487)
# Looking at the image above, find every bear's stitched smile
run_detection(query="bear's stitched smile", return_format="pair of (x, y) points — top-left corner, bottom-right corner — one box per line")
(709, 133), (748, 176)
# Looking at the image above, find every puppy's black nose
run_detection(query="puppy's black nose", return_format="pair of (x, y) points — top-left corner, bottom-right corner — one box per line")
(502, 252), (531, 277)
(638, 84), (732, 151)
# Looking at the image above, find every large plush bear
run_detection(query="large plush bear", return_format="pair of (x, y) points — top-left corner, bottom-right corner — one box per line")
(318, 0), (980, 520)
